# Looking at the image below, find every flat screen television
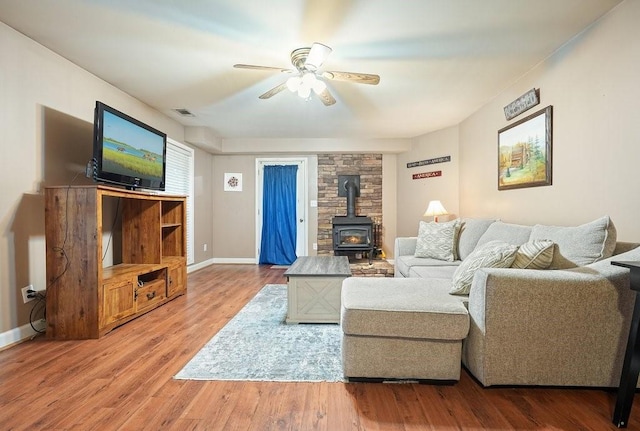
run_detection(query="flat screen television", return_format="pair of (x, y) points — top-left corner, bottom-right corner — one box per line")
(92, 101), (166, 191)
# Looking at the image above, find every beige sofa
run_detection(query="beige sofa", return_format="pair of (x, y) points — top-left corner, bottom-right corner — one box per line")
(382, 216), (640, 387)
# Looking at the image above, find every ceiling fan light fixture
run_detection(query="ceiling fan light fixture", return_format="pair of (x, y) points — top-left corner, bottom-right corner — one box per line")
(293, 72), (317, 99)
(286, 76), (301, 92)
(312, 79), (326, 95)
(301, 72), (316, 85)
(298, 85), (312, 99)
(234, 42), (379, 106)
(305, 43), (332, 71)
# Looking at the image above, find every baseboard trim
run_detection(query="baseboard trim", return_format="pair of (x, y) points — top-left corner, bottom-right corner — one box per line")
(0, 320), (46, 351)
(187, 258), (216, 273)
(187, 257), (258, 274)
(211, 257), (257, 264)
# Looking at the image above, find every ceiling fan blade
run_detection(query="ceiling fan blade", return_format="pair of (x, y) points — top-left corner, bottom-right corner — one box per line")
(305, 43), (332, 70)
(258, 82), (289, 99)
(316, 88), (336, 106)
(322, 71), (380, 85)
(234, 64), (294, 73)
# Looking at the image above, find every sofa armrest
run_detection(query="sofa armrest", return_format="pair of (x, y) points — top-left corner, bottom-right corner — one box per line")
(394, 237), (417, 258)
(464, 265), (635, 387)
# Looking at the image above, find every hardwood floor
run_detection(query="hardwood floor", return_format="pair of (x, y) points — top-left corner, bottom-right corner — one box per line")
(0, 263), (636, 430)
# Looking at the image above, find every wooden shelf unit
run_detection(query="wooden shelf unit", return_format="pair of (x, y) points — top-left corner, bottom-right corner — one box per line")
(44, 185), (187, 339)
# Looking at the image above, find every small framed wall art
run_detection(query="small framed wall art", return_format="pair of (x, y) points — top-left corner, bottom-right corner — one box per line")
(498, 105), (552, 191)
(224, 173), (243, 192)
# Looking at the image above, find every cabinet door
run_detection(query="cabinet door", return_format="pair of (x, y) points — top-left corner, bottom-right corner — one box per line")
(167, 263), (186, 297)
(101, 280), (135, 327)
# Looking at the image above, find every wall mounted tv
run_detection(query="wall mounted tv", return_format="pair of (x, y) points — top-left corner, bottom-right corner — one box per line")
(93, 101), (166, 191)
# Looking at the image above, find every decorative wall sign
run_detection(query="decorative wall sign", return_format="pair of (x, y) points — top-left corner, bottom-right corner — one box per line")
(498, 105), (552, 190)
(224, 173), (242, 191)
(412, 170), (442, 180)
(504, 88), (540, 120)
(407, 155), (450, 168)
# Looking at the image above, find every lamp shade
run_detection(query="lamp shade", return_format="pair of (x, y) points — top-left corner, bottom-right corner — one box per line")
(424, 200), (448, 222)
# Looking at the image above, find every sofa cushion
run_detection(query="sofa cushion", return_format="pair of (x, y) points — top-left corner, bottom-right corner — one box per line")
(395, 255), (460, 278)
(511, 239), (555, 269)
(457, 218), (497, 260)
(414, 219), (461, 261)
(475, 221), (532, 249)
(341, 277), (469, 340)
(408, 265), (459, 279)
(450, 240), (518, 295)
(529, 215), (616, 269)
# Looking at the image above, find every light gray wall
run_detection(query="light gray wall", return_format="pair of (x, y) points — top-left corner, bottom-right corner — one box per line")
(211, 154), (319, 261)
(396, 0), (640, 243)
(0, 22), (188, 339)
(212, 155), (257, 259)
(458, 0), (640, 241)
(193, 146), (215, 264)
(395, 126), (460, 238)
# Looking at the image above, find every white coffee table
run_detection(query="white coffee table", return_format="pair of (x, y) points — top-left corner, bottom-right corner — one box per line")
(284, 256), (352, 324)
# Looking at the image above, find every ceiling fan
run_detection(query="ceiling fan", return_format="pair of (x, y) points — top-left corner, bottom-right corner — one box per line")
(233, 42), (380, 106)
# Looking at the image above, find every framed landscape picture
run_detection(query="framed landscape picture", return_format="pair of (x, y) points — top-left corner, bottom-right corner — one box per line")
(498, 105), (552, 190)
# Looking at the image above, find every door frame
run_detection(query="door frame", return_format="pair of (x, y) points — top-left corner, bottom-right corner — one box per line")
(255, 157), (308, 263)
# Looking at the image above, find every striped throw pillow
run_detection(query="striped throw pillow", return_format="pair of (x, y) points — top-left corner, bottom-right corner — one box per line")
(512, 240), (555, 269)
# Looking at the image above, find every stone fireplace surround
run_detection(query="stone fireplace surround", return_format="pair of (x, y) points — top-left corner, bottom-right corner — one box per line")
(317, 154), (383, 257)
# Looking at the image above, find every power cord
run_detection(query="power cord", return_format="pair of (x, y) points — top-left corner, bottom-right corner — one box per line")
(35, 170), (84, 336)
(28, 290), (46, 334)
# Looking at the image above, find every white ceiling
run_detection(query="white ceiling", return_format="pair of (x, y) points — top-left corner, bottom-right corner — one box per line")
(0, 0), (622, 141)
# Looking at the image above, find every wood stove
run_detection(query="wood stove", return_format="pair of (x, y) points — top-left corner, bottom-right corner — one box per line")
(332, 217), (373, 254)
(332, 175), (374, 261)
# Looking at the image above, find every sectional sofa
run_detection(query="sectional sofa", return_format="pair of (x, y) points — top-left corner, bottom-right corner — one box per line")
(343, 216), (640, 387)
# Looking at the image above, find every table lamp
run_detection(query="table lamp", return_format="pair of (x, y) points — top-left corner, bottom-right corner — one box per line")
(424, 200), (448, 222)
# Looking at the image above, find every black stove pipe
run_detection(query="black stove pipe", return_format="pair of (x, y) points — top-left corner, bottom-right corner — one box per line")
(345, 178), (357, 218)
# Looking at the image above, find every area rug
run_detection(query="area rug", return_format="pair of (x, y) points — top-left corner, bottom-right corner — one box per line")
(174, 284), (344, 382)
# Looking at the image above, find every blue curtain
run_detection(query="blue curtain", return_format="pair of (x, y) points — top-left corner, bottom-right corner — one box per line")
(259, 165), (298, 265)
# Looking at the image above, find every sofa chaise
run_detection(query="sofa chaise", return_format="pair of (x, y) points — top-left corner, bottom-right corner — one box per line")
(341, 216), (640, 387)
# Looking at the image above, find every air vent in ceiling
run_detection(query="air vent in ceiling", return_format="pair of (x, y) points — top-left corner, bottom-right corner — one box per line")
(173, 108), (195, 117)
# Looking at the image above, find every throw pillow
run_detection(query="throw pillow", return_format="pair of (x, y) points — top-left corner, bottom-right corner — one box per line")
(450, 240), (518, 295)
(529, 215), (616, 269)
(414, 219), (461, 261)
(474, 221), (533, 249)
(511, 239), (555, 269)
(457, 218), (497, 261)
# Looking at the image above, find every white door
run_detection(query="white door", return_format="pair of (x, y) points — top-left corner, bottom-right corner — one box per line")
(256, 158), (308, 262)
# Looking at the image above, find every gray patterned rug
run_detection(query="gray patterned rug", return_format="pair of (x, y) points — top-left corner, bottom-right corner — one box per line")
(174, 284), (344, 382)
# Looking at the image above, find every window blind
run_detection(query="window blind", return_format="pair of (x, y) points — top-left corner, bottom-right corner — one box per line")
(165, 138), (195, 265)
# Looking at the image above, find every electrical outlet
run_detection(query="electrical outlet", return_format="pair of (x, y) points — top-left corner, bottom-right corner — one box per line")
(312, 243), (318, 250)
(203, 243), (208, 252)
(21, 285), (34, 304)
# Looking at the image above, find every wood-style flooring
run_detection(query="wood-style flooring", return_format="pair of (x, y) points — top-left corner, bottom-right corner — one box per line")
(0, 263), (637, 430)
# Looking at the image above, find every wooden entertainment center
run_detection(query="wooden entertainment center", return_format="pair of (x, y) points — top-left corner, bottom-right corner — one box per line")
(44, 185), (187, 339)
